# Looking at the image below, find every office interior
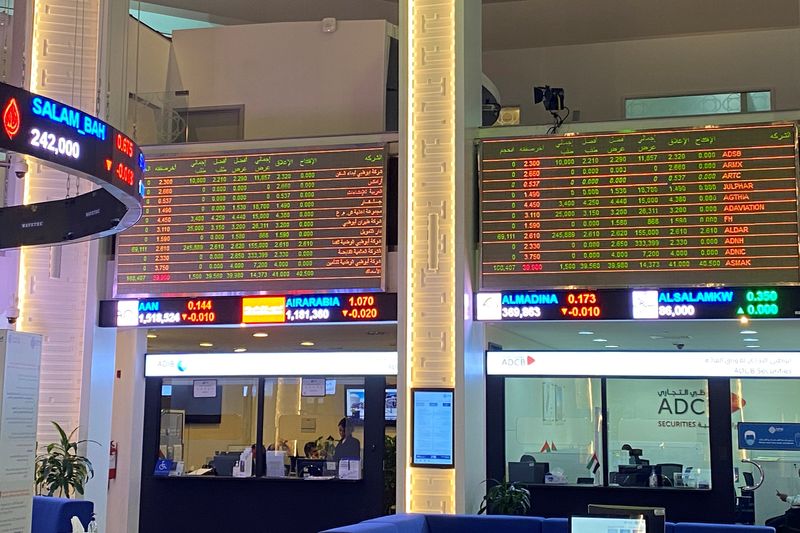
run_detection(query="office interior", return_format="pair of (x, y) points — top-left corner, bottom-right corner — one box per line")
(3, 1), (800, 533)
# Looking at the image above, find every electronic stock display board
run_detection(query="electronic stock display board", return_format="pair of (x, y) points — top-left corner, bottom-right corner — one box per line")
(0, 82), (144, 248)
(101, 292), (396, 327)
(480, 123), (800, 288)
(115, 144), (387, 296)
(475, 287), (800, 321)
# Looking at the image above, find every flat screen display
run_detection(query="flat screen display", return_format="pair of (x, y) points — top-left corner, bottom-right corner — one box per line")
(480, 123), (800, 288)
(116, 143), (387, 296)
(570, 516), (647, 533)
(344, 387), (398, 422)
(411, 389), (454, 468)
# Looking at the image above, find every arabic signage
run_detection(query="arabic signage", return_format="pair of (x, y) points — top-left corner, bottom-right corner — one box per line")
(0, 82), (144, 248)
(100, 292), (397, 327)
(480, 123), (800, 288)
(486, 351), (800, 378)
(475, 286), (800, 321)
(738, 422), (800, 450)
(115, 143), (386, 296)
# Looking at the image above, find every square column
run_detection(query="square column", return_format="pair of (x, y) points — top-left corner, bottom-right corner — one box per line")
(399, 0), (484, 514)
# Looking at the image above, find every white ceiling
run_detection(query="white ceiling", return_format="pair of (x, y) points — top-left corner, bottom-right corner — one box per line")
(137, 0), (800, 50)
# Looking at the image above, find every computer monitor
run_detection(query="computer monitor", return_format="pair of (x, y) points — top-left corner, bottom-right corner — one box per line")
(508, 461), (549, 484)
(587, 504), (666, 533)
(295, 458), (326, 477)
(571, 515), (646, 533)
(210, 451), (240, 476)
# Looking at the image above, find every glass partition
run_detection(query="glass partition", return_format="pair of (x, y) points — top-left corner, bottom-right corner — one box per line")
(160, 377), (259, 476)
(731, 378), (800, 525)
(505, 377), (603, 486)
(607, 378), (711, 489)
(263, 377), (365, 478)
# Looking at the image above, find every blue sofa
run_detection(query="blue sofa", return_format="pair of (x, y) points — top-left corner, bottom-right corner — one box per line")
(31, 496), (93, 533)
(320, 514), (776, 533)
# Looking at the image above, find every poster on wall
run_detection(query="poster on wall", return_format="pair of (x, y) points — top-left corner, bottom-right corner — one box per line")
(738, 422), (800, 450)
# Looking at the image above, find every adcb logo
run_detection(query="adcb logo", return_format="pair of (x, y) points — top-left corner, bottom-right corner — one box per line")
(502, 355), (535, 367)
(2, 98), (20, 139)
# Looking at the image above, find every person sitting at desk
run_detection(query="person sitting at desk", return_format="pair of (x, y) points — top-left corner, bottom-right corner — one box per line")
(333, 417), (361, 462)
(766, 472), (800, 531)
(304, 441), (320, 459)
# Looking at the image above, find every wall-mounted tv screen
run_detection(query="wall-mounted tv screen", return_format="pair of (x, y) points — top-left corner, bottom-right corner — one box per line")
(162, 383), (222, 424)
(344, 387), (397, 422)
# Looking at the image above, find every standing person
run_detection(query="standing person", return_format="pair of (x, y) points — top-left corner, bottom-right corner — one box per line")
(333, 417), (361, 461)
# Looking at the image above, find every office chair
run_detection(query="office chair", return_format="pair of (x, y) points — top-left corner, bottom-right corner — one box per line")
(657, 463), (683, 487)
(520, 454), (535, 463)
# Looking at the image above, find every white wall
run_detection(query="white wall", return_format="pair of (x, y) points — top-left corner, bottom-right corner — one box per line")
(483, 28), (800, 125)
(167, 20), (393, 139)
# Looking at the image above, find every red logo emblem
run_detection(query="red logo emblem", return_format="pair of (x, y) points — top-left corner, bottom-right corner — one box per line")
(3, 98), (20, 139)
(527, 356), (535, 365)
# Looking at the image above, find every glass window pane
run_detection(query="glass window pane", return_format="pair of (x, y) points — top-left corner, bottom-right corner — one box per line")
(263, 377), (365, 478)
(731, 378), (800, 525)
(625, 93), (742, 119)
(745, 91), (772, 112)
(505, 377), (603, 486)
(160, 377), (259, 476)
(607, 378), (710, 489)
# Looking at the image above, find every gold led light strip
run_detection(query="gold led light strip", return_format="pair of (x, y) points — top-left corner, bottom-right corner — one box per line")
(405, 0), (457, 513)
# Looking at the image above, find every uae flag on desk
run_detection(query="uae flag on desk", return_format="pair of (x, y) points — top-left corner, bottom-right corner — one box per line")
(586, 453), (600, 474)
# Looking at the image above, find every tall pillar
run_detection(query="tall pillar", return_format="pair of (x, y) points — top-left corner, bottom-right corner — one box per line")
(399, 0), (484, 514)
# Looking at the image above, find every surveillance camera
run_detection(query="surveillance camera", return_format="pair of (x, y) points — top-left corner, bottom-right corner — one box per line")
(675, 343), (685, 350)
(533, 85), (565, 112)
(5, 306), (19, 324)
(11, 157), (28, 179)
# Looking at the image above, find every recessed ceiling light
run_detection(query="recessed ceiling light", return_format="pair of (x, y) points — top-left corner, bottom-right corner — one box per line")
(593, 338), (607, 342)
(146, 333), (158, 339)
(252, 332), (269, 338)
(746, 345), (761, 349)
(742, 338), (759, 342)
(199, 342), (213, 347)
(605, 345), (619, 349)
(233, 347), (247, 353)
(300, 341), (315, 347)
(740, 330), (758, 335)
(739, 316), (750, 325)
(578, 331), (594, 335)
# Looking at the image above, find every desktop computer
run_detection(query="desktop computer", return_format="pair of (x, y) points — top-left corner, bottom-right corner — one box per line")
(508, 461), (549, 484)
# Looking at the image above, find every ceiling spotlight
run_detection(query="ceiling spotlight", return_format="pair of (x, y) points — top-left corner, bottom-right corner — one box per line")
(592, 338), (607, 342)
(233, 347), (247, 353)
(300, 341), (315, 347)
(578, 331), (594, 335)
(739, 316), (749, 325)
(146, 333), (158, 339)
(740, 330), (758, 335)
(252, 332), (269, 338)
(742, 338), (759, 342)
(605, 345), (619, 349)
(746, 345), (761, 349)
(199, 342), (213, 347)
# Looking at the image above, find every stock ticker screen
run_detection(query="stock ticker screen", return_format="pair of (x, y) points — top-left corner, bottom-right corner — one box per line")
(115, 144), (387, 296)
(479, 123), (800, 288)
